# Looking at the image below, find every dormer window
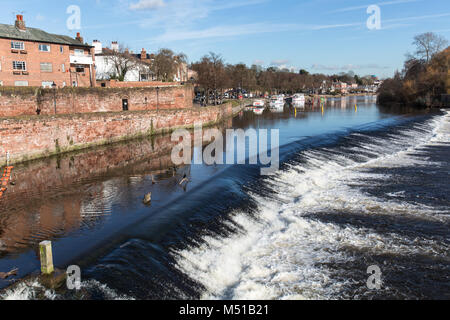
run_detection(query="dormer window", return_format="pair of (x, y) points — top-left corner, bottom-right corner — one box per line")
(11, 41), (25, 50)
(39, 44), (51, 52)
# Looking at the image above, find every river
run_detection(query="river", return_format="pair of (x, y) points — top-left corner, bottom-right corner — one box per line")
(0, 96), (448, 300)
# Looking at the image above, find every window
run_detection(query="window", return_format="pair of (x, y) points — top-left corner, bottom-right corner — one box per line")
(0, 81), (3, 86)
(38, 44), (51, 52)
(75, 65), (85, 73)
(60, 46), (64, 53)
(13, 61), (26, 71)
(74, 49), (84, 56)
(42, 81), (54, 88)
(15, 81), (28, 86)
(40, 62), (53, 72)
(61, 64), (65, 73)
(11, 41), (25, 50)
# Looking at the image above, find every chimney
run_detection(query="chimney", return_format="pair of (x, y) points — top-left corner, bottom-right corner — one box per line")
(76, 32), (84, 44)
(15, 15), (26, 31)
(140, 48), (147, 60)
(92, 40), (103, 55)
(111, 41), (119, 52)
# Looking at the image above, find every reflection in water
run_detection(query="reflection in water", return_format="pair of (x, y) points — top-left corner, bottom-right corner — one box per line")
(0, 120), (232, 259)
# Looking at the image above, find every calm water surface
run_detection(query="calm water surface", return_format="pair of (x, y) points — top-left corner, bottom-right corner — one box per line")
(0, 96), (448, 299)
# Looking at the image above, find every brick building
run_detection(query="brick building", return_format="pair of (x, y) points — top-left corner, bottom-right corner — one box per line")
(0, 15), (95, 88)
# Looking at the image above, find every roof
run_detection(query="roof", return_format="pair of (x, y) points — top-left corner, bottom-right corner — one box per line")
(0, 23), (92, 47)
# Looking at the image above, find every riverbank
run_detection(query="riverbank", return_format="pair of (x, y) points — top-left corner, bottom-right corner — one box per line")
(0, 103), (234, 167)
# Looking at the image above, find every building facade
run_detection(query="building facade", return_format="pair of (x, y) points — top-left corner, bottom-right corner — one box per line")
(93, 41), (154, 82)
(93, 40), (189, 83)
(0, 15), (95, 88)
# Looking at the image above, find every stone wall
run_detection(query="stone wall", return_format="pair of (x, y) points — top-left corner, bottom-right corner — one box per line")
(0, 85), (194, 117)
(0, 102), (232, 166)
(97, 80), (182, 88)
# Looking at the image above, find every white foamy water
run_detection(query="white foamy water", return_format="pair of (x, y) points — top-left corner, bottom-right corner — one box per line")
(173, 111), (450, 300)
(0, 278), (133, 300)
(0, 280), (57, 300)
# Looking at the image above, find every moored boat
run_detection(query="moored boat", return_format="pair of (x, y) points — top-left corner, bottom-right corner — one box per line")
(253, 99), (265, 108)
(269, 95), (284, 108)
(292, 93), (305, 104)
(253, 107), (264, 115)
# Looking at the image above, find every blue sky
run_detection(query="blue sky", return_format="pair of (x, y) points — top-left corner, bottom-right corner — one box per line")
(2, 0), (449, 78)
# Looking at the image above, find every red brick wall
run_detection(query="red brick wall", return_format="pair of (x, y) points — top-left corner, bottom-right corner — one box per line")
(68, 47), (96, 88)
(0, 102), (233, 166)
(0, 85), (194, 117)
(99, 80), (182, 88)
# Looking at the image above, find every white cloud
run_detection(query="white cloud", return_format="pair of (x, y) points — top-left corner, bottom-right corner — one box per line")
(143, 21), (365, 43)
(148, 23), (300, 42)
(253, 60), (265, 65)
(330, 0), (422, 13)
(129, 0), (165, 11)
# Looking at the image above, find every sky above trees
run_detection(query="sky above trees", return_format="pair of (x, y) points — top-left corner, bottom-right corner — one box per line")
(2, 0), (449, 78)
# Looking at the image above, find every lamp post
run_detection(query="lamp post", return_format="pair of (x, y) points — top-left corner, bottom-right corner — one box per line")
(52, 82), (57, 115)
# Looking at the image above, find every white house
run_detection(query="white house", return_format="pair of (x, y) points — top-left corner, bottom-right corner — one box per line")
(92, 40), (153, 82)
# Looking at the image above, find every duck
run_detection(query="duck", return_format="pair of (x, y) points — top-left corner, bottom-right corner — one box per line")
(143, 192), (152, 205)
(0, 268), (18, 280)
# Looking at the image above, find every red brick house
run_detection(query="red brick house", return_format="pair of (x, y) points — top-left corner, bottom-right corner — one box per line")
(0, 15), (95, 88)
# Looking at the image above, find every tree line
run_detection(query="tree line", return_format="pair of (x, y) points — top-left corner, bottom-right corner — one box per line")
(191, 54), (377, 105)
(377, 32), (448, 108)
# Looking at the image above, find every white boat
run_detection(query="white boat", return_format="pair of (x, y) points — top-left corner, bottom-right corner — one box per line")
(292, 93), (305, 104)
(269, 95), (284, 108)
(253, 99), (265, 108)
(253, 107), (264, 115)
(293, 100), (305, 109)
(269, 105), (284, 113)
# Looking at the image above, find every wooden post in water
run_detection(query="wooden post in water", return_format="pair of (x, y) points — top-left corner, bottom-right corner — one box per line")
(39, 241), (54, 275)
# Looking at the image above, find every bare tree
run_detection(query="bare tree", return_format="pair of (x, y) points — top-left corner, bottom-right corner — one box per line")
(412, 32), (448, 63)
(208, 52), (226, 105)
(104, 45), (140, 81)
(151, 49), (188, 82)
(191, 52), (226, 105)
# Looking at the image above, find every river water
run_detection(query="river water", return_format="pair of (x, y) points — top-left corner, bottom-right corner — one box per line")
(0, 96), (448, 300)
